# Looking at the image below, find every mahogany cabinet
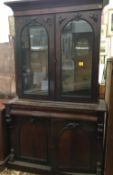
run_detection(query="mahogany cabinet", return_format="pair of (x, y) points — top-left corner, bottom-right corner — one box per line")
(4, 0), (108, 174)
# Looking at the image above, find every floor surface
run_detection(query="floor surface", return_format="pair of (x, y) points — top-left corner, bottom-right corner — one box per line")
(0, 169), (37, 175)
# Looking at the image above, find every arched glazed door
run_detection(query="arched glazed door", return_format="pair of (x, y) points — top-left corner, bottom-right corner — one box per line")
(15, 14), (55, 99)
(21, 23), (49, 96)
(56, 11), (100, 102)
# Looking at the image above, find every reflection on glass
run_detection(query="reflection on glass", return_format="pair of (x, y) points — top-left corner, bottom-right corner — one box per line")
(61, 20), (93, 97)
(21, 23), (48, 95)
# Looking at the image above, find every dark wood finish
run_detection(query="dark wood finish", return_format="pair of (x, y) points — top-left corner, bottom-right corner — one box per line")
(4, 0), (108, 174)
(9, 115), (50, 163)
(55, 10), (101, 102)
(14, 14), (55, 100)
(0, 104), (9, 170)
(9, 98), (107, 113)
(52, 119), (97, 172)
(5, 99), (106, 174)
(104, 58), (113, 175)
(5, 0), (108, 13)
(5, 0), (105, 102)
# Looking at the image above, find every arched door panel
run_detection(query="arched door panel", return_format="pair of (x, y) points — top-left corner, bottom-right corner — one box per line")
(15, 15), (55, 99)
(53, 119), (97, 172)
(56, 11), (100, 101)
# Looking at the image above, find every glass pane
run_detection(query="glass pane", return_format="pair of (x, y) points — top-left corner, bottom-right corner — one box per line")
(21, 23), (48, 95)
(61, 20), (93, 98)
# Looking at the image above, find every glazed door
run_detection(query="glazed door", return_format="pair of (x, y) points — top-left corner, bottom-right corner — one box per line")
(15, 11), (101, 101)
(15, 14), (55, 99)
(56, 11), (101, 101)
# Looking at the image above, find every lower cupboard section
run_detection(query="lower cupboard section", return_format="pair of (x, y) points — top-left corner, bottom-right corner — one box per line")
(5, 112), (104, 175)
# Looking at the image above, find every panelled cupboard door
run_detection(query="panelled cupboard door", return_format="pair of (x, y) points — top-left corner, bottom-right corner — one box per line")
(9, 115), (51, 164)
(15, 14), (55, 99)
(56, 11), (101, 101)
(52, 119), (97, 173)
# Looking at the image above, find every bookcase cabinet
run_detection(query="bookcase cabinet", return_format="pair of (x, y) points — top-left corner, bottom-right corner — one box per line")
(5, 0), (108, 174)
